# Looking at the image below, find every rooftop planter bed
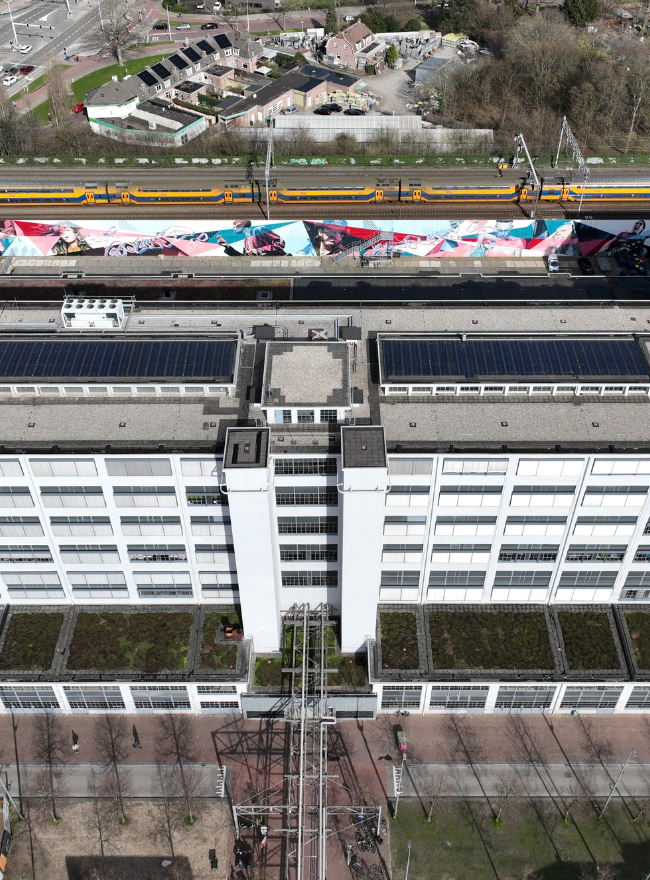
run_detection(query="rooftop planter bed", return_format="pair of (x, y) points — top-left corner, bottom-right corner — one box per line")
(254, 655), (284, 689)
(425, 606), (559, 678)
(612, 606), (650, 680)
(554, 607), (627, 678)
(377, 606), (428, 676)
(0, 610), (66, 672)
(198, 609), (242, 671)
(66, 609), (194, 673)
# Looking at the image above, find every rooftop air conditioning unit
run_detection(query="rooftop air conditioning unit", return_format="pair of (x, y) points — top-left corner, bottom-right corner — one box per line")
(61, 297), (126, 330)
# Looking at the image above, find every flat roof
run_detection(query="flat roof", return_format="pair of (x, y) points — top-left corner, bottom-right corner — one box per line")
(224, 428), (270, 468)
(262, 341), (350, 408)
(380, 336), (650, 384)
(0, 337), (238, 384)
(342, 426), (386, 468)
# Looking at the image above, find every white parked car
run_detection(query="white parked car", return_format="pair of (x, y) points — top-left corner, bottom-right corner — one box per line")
(344, 14), (355, 21)
(176, 22), (191, 29)
(547, 253), (560, 273)
(19, 45), (32, 54)
(213, 1), (222, 9)
(2, 76), (17, 86)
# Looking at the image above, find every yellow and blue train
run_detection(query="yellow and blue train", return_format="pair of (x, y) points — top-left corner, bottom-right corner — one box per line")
(1, 179), (650, 206)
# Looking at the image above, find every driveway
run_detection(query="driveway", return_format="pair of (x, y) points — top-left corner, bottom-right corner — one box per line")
(365, 57), (421, 116)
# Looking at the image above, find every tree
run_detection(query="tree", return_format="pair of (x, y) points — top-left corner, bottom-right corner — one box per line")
(86, 770), (114, 858)
(443, 0), (479, 33)
(84, 0), (149, 64)
(45, 57), (73, 128)
(563, 0), (602, 25)
(150, 765), (184, 860)
(156, 714), (198, 824)
(624, 50), (650, 152)
(562, 780), (583, 824)
(493, 773), (521, 824)
(94, 715), (131, 825)
(401, 17), (423, 31)
(386, 43), (399, 66)
(326, 0), (338, 33)
(32, 713), (69, 823)
(409, 767), (452, 822)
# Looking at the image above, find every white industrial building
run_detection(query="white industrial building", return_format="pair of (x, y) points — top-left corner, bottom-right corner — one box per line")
(2, 300), (650, 715)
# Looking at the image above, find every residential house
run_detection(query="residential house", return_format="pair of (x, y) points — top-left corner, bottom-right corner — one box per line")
(324, 22), (384, 69)
(216, 71), (325, 127)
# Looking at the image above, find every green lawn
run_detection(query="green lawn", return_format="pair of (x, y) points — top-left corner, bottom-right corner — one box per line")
(391, 801), (650, 880)
(67, 611), (193, 671)
(0, 612), (64, 670)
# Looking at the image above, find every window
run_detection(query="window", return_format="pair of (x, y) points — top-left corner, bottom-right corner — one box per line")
(134, 572), (193, 597)
(131, 685), (191, 710)
(625, 688), (650, 709)
(275, 488), (338, 506)
(622, 572), (650, 598)
(582, 486), (647, 507)
(181, 458), (220, 477)
(517, 459), (583, 477)
(195, 544), (235, 562)
(431, 545), (490, 563)
(498, 545), (559, 563)
(278, 517), (338, 534)
(199, 571), (239, 598)
(197, 685), (239, 710)
(379, 570), (419, 587)
(389, 459), (434, 476)
(621, 589), (650, 601)
(442, 459), (507, 475)
(190, 515), (231, 536)
(381, 685), (422, 710)
(200, 699), (240, 710)
(428, 570), (486, 588)
(0, 460), (23, 477)
(50, 516), (113, 537)
(387, 486), (430, 508)
(558, 571), (617, 588)
(106, 458), (172, 476)
(41, 487), (105, 508)
(59, 545), (120, 564)
(121, 516), (182, 537)
(114, 487), (176, 508)
(438, 486), (501, 507)
(0, 517), (43, 538)
(0, 487), (33, 508)
(64, 686), (125, 710)
(382, 544), (423, 562)
(274, 458), (337, 475)
(435, 516), (496, 536)
(280, 544), (338, 561)
(2, 571), (63, 598)
(67, 572), (128, 598)
(0, 686), (60, 710)
(429, 685), (489, 710)
(0, 545), (52, 563)
(567, 545), (626, 563)
(505, 517), (567, 537)
(592, 460), (650, 476)
(511, 486), (575, 507)
(320, 409), (338, 423)
(495, 687), (555, 711)
(185, 486), (226, 506)
(493, 570), (552, 588)
(297, 410), (315, 423)
(575, 517), (637, 537)
(560, 687), (622, 710)
(281, 571), (338, 586)
(30, 459), (97, 477)
(128, 545), (187, 562)
(384, 516), (426, 536)
(282, 410), (292, 423)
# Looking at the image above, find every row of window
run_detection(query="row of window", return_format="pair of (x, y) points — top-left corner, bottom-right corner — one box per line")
(389, 485), (650, 509)
(0, 515), (231, 538)
(0, 543), (236, 564)
(381, 568), (635, 590)
(386, 515), (648, 539)
(0, 570), (239, 599)
(0, 683), (237, 712)
(383, 543), (643, 564)
(275, 409), (340, 424)
(0, 486), (227, 509)
(0, 458), (219, 478)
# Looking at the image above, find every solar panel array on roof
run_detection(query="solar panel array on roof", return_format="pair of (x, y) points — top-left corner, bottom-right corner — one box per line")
(152, 63), (172, 79)
(168, 54), (188, 69)
(214, 33), (231, 48)
(196, 39), (215, 54)
(381, 338), (650, 383)
(183, 47), (201, 62)
(137, 70), (158, 87)
(0, 339), (237, 383)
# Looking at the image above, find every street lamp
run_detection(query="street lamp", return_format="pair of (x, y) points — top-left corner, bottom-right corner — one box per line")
(7, 1), (17, 50)
(404, 841), (412, 880)
(599, 748), (637, 818)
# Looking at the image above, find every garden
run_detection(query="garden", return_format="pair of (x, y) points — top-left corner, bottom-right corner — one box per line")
(0, 611), (64, 671)
(620, 609), (650, 672)
(198, 609), (242, 671)
(556, 610), (622, 672)
(426, 608), (556, 671)
(379, 610), (422, 670)
(66, 611), (194, 672)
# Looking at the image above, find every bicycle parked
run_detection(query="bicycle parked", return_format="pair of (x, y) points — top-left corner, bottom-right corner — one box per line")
(394, 709), (410, 717)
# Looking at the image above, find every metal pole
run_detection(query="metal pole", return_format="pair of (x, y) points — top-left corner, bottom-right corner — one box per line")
(392, 749), (406, 819)
(0, 775), (23, 821)
(599, 748), (637, 818)
(97, 0), (104, 29)
(167, 2), (171, 37)
(404, 840), (412, 880)
(554, 116), (566, 169)
(7, 1), (17, 48)
(578, 173), (587, 218)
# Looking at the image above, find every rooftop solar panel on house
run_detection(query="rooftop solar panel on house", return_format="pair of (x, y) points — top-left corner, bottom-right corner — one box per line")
(0, 339), (237, 384)
(152, 63), (172, 79)
(214, 33), (231, 48)
(168, 54), (189, 70)
(137, 70), (158, 87)
(381, 338), (650, 383)
(196, 39), (215, 54)
(183, 47), (201, 62)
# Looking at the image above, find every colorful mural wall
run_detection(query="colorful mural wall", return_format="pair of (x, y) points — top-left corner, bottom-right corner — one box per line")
(0, 219), (648, 259)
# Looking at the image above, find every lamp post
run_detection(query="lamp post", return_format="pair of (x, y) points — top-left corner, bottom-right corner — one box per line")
(404, 840), (412, 880)
(7, 1), (17, 50)
(599, 748), (637, 818)
(97, 0), (104, 29)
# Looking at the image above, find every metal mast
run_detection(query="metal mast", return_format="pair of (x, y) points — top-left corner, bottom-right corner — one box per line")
(265, 126), (275, 221)
(513, 133), (541, 219)
(554, 115), (589, 217)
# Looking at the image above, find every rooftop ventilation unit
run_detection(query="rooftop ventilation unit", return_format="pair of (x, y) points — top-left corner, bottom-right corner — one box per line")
(61, 297), (126, 330)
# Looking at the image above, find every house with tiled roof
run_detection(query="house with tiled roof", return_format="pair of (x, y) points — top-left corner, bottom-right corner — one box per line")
(324, 22), (385, 70)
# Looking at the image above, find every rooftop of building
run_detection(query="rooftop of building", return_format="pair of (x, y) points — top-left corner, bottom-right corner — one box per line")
(261, 341), (350, 409)
(135, 99), (204, 128)
(297, 63), (360, 88)
(342, 426), (386, 469)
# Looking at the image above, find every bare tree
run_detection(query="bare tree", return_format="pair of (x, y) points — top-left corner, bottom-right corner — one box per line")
(562, 779), (583, 824)
(94, 715), (131, 825)
(44, 57), (72, 127)
(169, 764), (204, 825)
(150, 764), (184, 860)
(32, 713), (69, 823)
(421, 773), (451, 823)
(579, 865), (617, 880)
(84, 0), (149, 64)
(86, 770), (114, 858)
(157, 714), (197, 824)
(493, 772), (521, 824)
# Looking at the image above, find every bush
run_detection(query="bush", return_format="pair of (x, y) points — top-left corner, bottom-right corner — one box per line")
(401, 17), (423, 31)
(563, 0), (602, 25)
